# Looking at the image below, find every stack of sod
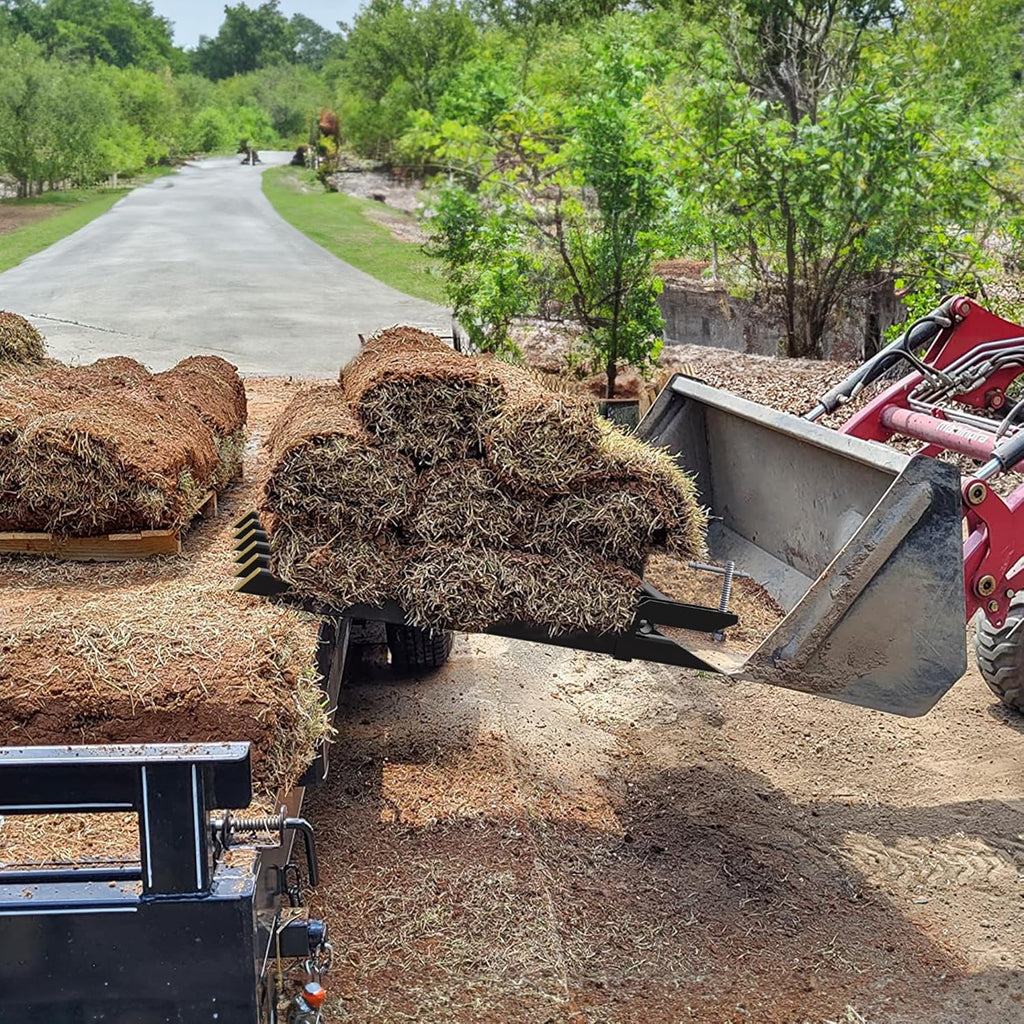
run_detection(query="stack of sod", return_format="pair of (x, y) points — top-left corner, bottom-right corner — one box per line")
(0, 354), (247, 535)
(263, 328), (707, 636)
(0, 311), (45, 366)
(151, 356), (248, 489)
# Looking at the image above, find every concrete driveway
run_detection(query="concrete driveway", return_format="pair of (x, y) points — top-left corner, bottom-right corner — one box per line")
(0, 152), (449, 374)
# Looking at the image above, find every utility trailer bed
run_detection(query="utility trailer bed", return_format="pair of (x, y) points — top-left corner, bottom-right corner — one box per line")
(0, 616), (347, 1024)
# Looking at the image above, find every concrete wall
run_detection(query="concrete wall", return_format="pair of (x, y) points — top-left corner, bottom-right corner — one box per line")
(658, 283), (780, 356)
(658, 279), (897, 361)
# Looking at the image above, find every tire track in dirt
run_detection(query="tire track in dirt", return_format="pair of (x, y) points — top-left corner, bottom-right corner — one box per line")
(841, 832), (1023, 890)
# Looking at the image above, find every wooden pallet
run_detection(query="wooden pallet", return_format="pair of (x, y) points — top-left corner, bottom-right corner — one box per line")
(0, 491), (219, 562)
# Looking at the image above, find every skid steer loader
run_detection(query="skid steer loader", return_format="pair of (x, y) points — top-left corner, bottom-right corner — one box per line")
(638, 293), (1024, 716)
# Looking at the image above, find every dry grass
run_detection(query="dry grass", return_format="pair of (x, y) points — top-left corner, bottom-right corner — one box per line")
(483, 360), (608, 493)
(0, 355), (247, 535)
(398, 545), (640, 635)
(343, 329), (503, 465)
(0, 495), (331, 796)
(0, 310), (45, 365)
(264, 385), (415, 535)
(407, 460), (537, 548)
(265, 329), (705, 634)
(270, 517), (404, 610)
(13, 400), (214, 534)
(213, 428), (247, 490)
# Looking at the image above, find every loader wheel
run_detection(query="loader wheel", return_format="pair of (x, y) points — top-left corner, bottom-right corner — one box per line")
(974, 598), (1024, 712)
(386, 623), (453, 674)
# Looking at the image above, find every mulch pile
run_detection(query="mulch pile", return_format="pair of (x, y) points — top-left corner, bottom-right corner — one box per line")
(263, 328), (708, 635)
(0, 355), (247, 534)
(0, 311), (45, 365)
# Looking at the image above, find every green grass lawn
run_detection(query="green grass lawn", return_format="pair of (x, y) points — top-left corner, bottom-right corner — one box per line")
(262, 165), (445, 304)
(0, 167), (178, 273)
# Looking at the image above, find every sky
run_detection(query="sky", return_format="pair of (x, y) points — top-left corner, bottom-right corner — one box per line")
(152, 1), (364, 48)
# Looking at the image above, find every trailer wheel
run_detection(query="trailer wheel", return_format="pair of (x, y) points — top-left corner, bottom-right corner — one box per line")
(974, 600), (1024, 712)
(386, 624), (453, 674)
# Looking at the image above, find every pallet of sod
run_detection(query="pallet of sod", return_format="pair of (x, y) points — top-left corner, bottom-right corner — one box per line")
(0, 354), (247, 559)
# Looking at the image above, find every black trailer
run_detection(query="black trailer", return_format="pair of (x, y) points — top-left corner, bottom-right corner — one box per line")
(0, 617), (348, 1024)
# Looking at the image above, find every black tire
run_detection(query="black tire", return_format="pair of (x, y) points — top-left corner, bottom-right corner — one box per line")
(974, 599), (1024, 711)
(386, 623), (454, 674)
(349, 619), (387, 646)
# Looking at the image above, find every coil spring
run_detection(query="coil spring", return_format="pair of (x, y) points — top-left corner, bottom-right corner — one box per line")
(222, 809), (286, 845)
(718, 561), (735, 614)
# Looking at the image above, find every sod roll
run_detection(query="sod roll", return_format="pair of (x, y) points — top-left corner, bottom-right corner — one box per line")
(0, 354), (248, 535)
(264, 328), (707, 635)
(342, 328), (503, 464)
(0, 311), (45, 365)
(264, 384), (416, 535)
(397, 545), (641, 635)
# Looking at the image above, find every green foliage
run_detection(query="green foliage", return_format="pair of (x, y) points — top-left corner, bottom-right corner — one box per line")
(427, 185), (540, 353)
(427, 43), (668, 393)
(192, 1), (296, 80)
(290, 13), (341, 70)
(3, 0), (185, 70)
(0, 36), (115, 193)
(339, 0), (479, 157)
(186, 106), (235, 153)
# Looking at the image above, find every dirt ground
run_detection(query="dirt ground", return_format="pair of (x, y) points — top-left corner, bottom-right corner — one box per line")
(2, 372), (1021, 1022)
(0, 201), (55, 235)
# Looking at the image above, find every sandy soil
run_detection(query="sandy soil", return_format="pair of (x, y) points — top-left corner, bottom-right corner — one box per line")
(308, 632), (1024, 1024)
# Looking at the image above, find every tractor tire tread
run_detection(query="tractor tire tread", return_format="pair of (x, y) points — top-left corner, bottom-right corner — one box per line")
(974, 601), (1024, 712)
(386, 624), (454, 674)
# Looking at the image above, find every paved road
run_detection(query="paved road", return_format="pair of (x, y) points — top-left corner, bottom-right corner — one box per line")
(0, 152), (449, 374)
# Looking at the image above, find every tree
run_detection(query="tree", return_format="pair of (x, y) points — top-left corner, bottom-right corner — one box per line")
(0, 36), (116, 192)
(289, 12), (339, 69)
(723, 0), (898, 124)
(342, 0), (478, 112)
(192, 1), (294, 80)
(659, 46), (996, 357)
(428, 44), (668, 395)
(3, 0), (186, 70)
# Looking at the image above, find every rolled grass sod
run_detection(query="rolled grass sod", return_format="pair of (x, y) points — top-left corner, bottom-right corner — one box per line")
(264, 383), (417, 535)
(0, 354), (248, 535)
(0, 311), (45, 365)
(263, 327), (708, 635)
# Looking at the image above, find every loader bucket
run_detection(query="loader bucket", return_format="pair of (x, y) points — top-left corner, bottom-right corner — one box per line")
(638, 375), (967, 716)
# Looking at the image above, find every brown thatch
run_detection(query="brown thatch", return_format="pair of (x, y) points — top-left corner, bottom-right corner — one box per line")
(151, 355), (247, 436)
(270, 515), (405, 610)
(0, 311), (45, 365)
(264, 384), (416, 535)
(398, 545), (640, 635)
(481, 358), (609, 493)
(0, 474), (331, 798)
(407, 460), (540, 549)
(342, 328), (503, 464)
(0, 355), (248, 535)
(151, 355), (248, 489)
(408, 460), (694, 572)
